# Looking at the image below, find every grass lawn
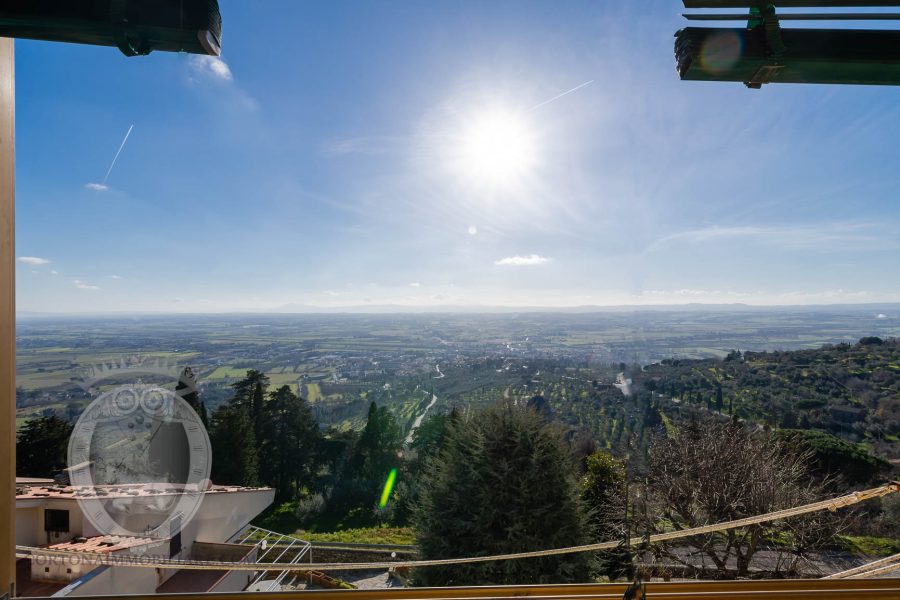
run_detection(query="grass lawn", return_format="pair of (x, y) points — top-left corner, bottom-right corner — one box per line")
(298, 527), (415, 545)
(253, 501), (415, 545)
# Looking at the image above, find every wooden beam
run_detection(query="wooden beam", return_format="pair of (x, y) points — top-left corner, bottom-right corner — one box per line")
(0, 36), (14, 600)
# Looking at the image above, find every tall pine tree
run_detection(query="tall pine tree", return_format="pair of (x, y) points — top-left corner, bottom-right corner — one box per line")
(209, 370), (269, 486)
(260, 385), (321, 499)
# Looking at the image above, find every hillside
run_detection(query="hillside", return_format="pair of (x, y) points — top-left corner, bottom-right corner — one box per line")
(633, 337), (900, 460)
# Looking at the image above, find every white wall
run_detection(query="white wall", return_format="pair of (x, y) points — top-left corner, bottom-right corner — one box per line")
(191, 490), (275, 543)
(56, 565), (159, 597)
(17, 499), (85, 547)
(16, 508), (38, 547)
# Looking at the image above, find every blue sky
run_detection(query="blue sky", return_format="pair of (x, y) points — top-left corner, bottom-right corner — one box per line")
(13, 0), (900, 313)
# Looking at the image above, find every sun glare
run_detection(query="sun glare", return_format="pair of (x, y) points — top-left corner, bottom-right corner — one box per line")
(456, 109), (537, 187)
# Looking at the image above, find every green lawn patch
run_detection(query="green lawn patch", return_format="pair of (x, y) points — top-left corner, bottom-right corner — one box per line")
(839, 535), (900, 556)
(297, 526), (415, 545)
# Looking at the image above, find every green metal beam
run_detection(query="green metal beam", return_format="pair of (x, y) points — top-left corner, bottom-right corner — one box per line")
(676, 27), (900, 86)
(684, 13), (900, 19)
(684, 1), (900, 7)
(0, 0), (221, 57)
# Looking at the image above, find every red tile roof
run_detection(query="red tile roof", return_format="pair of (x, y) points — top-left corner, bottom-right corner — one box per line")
(16, 482), (271, 500)
(48, 535), (161, 554)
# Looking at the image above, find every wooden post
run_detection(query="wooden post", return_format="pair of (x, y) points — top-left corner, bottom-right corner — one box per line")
(0, 37), (14, 600)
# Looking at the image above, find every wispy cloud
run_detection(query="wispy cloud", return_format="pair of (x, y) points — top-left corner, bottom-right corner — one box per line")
(647, 222), (888, 253)
(84, 182), (109, 192)
(73, 279), (100, 291)
(409, 282), (421, 288)
(494, 254), (550, 266)
(189, 55), (233, 82)
(107, 275), (123, 280)
(17, 256), (50, 265)
(50, 270), (58, 276)
(322, 135), (402, 157)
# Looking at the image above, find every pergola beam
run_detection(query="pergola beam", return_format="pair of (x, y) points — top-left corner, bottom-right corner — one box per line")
(684, 1), (900, 7)
(0, 37), (14, 600)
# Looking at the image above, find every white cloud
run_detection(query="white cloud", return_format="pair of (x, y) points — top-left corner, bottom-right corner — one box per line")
(17, 256), (49, 265)
(468, 225), (478, 236)
(409, 282), (421, 288)
(73, 279), (100, 291)
(50, 270), (58, 275)
(494, 254), (550, 266)
(84, 182), (109, 191)
(108, 275), (123, 280)
(876, 313), (888, 319)
(189, 55), (233, 81)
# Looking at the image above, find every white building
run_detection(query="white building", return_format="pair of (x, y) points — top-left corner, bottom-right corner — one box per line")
(15, 477), (284, 597)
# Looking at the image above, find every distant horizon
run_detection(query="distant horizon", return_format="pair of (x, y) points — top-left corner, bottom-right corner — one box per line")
(15, 300), (900, 319)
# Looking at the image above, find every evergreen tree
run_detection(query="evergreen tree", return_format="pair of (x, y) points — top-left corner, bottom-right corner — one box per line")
(231, 370), (269, 439)
(260, 385), (321, 499)
(414, 400), (592, 585)
(349, 401), (402, 483)
(209, 403), (259, 486)
(17, 415), (73, 478)
(176, 367), (207, 428)
(581, 450), (632, 580)
(208, 370), (271, 487)
(396, 408), (459, 524)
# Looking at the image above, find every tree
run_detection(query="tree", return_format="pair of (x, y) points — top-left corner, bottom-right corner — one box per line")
(209, 403), (259, 486)
(348, 401), (402, 483)
(395, 408), (459, 524)
(774, 429), (889, 486)
(176, 367), (207, 428)
(260, 385), (321, 499)
(230, 369), (269, 439)
(644, 418), (839, 577)
(581, 450), (631, 580)
(17, 415), (73, 478)
(414, 400), (592, 585)
(331, 402), (403, 514)
(409, 408), (458, 464)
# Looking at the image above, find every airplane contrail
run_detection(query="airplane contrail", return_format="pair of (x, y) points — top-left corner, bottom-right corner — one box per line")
(530, 80), (594, 111)
(102, 124), (134, 184)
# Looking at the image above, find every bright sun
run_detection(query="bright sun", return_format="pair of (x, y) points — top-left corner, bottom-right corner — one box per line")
(457, 109), (537, 187)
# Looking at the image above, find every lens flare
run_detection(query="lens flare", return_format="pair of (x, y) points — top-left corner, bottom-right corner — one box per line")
(700, 31), (742, 74)
(379, 468), (398, 509)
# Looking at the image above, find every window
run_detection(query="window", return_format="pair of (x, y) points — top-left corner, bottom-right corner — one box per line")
(43, 509), (69, 533)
